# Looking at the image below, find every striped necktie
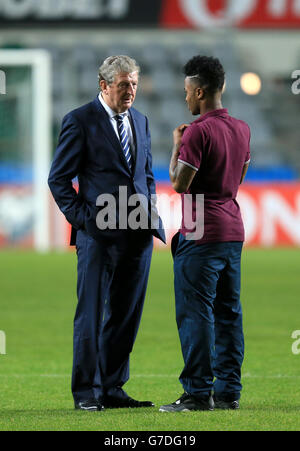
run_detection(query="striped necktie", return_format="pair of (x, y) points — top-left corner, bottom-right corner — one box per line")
(115, 114), (132, 170)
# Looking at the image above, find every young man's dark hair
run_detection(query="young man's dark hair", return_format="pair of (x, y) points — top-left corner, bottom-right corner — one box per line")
(183, 55), (225, 95)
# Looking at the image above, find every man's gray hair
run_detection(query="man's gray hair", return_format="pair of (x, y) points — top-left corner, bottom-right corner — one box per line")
(98, 55), (140, 86)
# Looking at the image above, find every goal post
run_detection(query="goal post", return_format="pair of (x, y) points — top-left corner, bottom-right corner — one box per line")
(0, 49), (52, 252)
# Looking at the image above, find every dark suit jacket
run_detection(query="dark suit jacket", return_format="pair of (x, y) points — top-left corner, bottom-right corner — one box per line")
(48, 96), (165, 245)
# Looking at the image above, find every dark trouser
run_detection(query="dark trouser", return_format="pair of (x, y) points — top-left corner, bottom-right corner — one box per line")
(72, 229), (153, 403)
(173, 233), (244, 401)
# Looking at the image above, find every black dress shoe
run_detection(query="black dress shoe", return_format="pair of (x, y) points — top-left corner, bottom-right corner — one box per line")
(74, 399), (104, 411)
(103, 395), (154, 409)
(159, 392), (214, 412)
(213, 397), (240, 410)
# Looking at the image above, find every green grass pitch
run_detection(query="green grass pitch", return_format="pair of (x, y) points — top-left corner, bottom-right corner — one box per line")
(0, 247), (299, 431)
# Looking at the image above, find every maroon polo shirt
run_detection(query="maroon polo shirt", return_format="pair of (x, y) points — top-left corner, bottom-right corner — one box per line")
(178, 108), (251, 244)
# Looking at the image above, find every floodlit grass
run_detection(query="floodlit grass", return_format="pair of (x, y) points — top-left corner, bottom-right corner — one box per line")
(0, 247), (299, 431)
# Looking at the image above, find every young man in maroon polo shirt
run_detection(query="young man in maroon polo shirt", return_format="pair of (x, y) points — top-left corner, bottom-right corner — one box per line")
(160, 56), (250, 413)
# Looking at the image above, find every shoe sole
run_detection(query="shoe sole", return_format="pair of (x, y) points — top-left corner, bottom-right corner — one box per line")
(103, 404), (154, 409)
(159, 407), (214, 412)
(75, 406), (103, 411)
(75, 408), (100, 411)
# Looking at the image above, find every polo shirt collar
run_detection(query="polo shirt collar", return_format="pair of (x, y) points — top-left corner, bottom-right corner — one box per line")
(194, 108), (228, 123)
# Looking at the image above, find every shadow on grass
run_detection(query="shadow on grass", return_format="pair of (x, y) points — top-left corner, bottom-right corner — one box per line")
(1, 404), (300, 416)
(0, 407), (159, 416)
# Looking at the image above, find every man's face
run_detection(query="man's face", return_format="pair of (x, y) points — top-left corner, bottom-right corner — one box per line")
(184, 77), (201, 116)
(101, 71), (138, 113)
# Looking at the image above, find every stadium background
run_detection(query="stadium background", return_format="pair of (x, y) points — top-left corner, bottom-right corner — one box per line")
(0, 0), (300, 249)
(0, 0), (300, 432)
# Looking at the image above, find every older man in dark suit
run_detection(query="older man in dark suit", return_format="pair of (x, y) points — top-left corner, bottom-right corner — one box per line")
(48, 55), (165, 411)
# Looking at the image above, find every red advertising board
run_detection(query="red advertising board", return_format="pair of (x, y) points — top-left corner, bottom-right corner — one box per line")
(0, 0), (299, 28)
(160, 0), (300, 29)
(155, 183), (300, 248)
(237, 183), (300, 247)
(49, 183), (300, 250)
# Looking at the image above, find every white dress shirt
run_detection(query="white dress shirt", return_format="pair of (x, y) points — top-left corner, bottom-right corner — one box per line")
(98, 93), (135, 157)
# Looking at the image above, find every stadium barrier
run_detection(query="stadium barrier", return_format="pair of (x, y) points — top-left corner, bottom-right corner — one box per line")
(60, 182), (300, 249)
(155, 183), (300, 247)
(1, 182), (300, 249)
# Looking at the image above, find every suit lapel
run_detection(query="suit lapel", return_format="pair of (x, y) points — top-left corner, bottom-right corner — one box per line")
(92, 97), (131, 172)
(128, 109), (142, 176)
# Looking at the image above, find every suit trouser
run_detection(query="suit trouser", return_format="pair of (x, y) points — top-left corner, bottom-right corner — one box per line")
(173, 233), (244, 401)
(72, 229), (153, 403)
